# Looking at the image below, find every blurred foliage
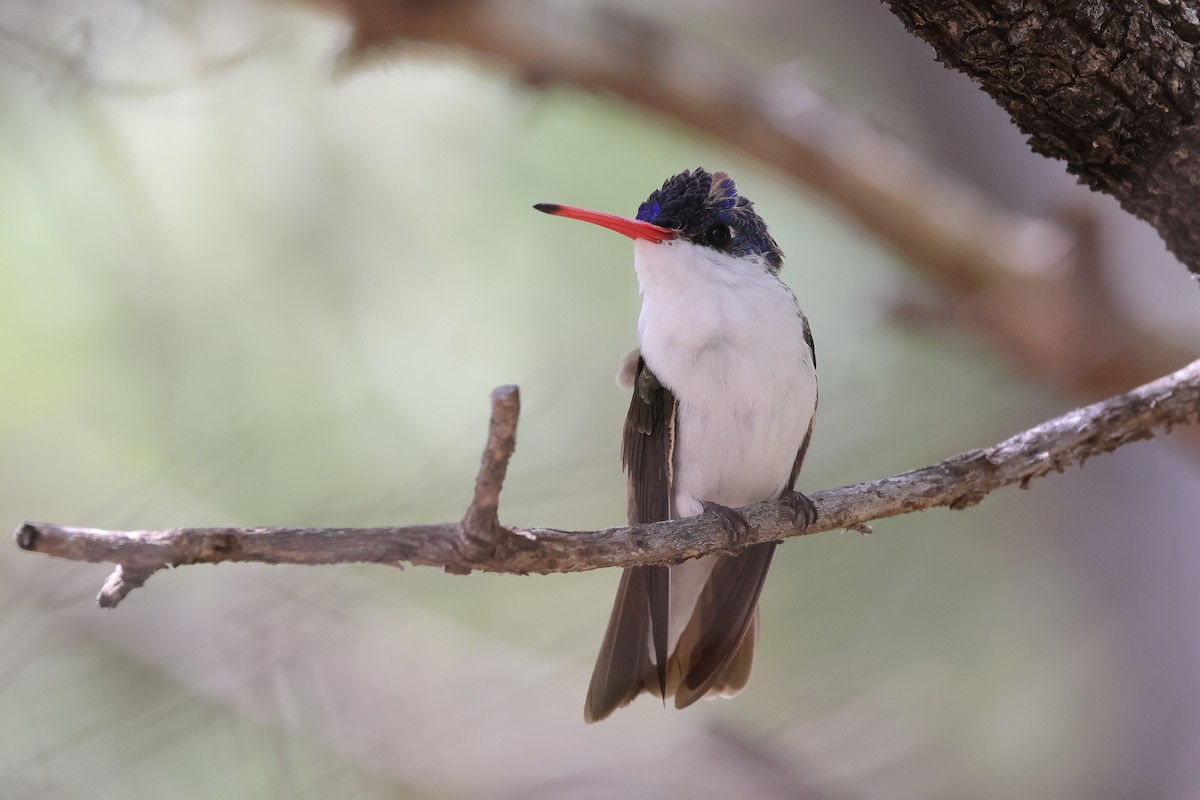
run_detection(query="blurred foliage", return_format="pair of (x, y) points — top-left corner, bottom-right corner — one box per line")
(0, 2), (1187, 799)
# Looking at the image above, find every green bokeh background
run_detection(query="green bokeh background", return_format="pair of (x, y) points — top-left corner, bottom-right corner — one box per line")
(2, 3), (1196, 798)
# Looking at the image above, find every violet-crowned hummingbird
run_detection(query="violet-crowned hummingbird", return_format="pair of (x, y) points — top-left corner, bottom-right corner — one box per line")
(535, 168), (818, 722)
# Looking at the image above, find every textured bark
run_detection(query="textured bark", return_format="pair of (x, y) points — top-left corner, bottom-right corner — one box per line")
(16, 359), (1200, 607)
(883, 1), (1200, 277)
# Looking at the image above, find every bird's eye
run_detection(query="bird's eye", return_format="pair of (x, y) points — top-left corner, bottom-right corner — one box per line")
(705, 223), (732, 248)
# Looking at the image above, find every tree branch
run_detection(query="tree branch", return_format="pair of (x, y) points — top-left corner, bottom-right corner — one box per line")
(881, 1), (1200, 278)
(16, 359), (1200, 607)
(456, 384), (520, 569)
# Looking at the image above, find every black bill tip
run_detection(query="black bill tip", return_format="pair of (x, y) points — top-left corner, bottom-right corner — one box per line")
(533, 203), (561, 215)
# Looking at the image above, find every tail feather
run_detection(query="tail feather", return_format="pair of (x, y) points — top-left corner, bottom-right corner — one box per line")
(702, 608), (757, 698)
(584, 565), (655, 723)
(671, 542), (776, 709)
(585, 543), (775, 720)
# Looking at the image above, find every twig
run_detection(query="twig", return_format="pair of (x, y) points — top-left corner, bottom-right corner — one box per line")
(96, 564), (154, 609)
(455, 383), (521, 572)
(16, 359), (1200, 607)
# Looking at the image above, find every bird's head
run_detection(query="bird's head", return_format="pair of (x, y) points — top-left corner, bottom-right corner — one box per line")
(534, 168), (783, 274)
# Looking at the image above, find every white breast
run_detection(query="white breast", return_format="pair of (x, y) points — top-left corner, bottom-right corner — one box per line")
(632, 239), (817, 518)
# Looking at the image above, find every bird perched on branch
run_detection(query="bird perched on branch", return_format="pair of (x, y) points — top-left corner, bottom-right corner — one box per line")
(535, 168), (817, 722)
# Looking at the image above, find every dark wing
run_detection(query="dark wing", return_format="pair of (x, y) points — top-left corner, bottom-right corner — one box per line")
(802, 312), (816, 368)
(622, 356), (675, 523)
(622, 357), (675, 696)
(786, 417), (816, 493)
(788, 314), (817, 492)
(584, 356), (676, 723)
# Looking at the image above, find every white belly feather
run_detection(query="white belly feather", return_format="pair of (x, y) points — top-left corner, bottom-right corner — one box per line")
(633, 239), (817, 519)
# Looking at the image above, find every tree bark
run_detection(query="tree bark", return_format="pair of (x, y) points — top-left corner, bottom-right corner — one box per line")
(882, 1), (1200, 278)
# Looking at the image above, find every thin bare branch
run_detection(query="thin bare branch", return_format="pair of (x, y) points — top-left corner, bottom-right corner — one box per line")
(17, 359), (1200, 607)
(97, 564), (154, 608)
(456, 383), (520, 571)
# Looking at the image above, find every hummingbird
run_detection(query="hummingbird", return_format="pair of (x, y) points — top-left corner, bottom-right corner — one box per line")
(535, 167), (818, 722)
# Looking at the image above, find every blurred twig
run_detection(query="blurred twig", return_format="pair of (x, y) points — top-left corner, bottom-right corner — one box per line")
(17, 359), (1200, 607)
(329, 0), (1070, 292)
(0, 16), (261, 96)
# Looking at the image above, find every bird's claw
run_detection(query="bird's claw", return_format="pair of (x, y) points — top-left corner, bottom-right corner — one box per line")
(780, 490), (818, 532)
(700, 500), (753, 549)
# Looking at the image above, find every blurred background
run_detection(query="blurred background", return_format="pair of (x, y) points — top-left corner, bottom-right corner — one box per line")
(3, 1), (1200, 798)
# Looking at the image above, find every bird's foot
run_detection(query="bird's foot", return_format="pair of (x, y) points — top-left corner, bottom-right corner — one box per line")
(780, 490), (818, 532)
(700, 500), (753, 549)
